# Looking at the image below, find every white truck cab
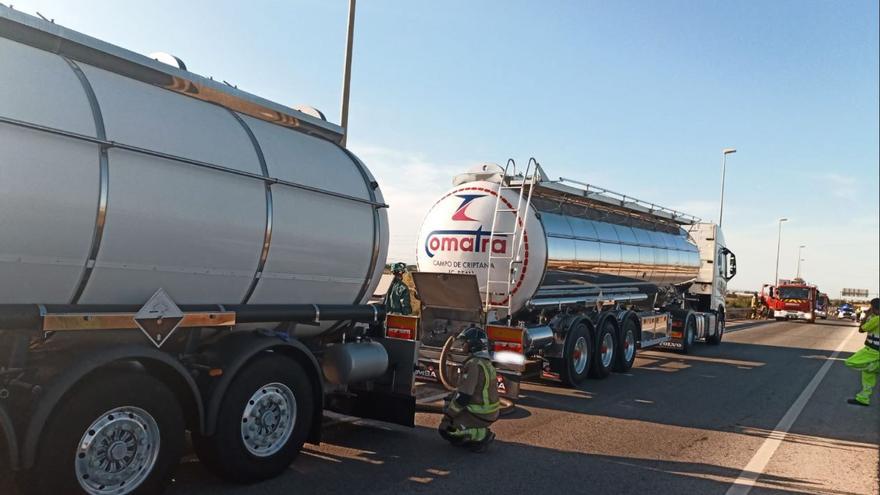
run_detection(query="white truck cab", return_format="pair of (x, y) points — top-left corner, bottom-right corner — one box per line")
(687, 223), (737, 317)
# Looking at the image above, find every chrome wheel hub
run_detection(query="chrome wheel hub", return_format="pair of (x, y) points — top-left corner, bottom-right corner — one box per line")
(601, 332), (615, 368)
(624, 330), (635, 362)
(572, 336), (589, 375)
(241, 382), (297, 457)
(75, 406), (160, 495)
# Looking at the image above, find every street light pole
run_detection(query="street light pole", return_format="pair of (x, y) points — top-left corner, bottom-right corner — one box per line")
(339, 0), (356, 148)
(718, 148), (737, 227)
(774, 217), (788, 285)
(796, 244), (806, 279)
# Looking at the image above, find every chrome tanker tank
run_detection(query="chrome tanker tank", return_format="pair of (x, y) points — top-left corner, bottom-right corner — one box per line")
(0, 10), (388, 336)
(416, 163), (701, 315)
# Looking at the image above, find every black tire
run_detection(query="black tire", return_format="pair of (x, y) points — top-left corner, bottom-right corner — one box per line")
(707, 312), (724, 345)
(193, 354), (314, 484)
(17, 371), (184, 495)
(590, 319), (618, 379)
(560, 322), (592, 386)
(775, 317), (784, 322)
(614, 317), (638, 371)
(680, 315), (697, 354)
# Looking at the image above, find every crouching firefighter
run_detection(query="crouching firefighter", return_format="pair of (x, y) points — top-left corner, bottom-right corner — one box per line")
(439, 327), (501, 452)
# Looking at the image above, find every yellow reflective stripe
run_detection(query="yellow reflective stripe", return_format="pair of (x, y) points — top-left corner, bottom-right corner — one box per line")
(468, 402), (500, 414)
(466, 360), (500, 415)
(481, 361), (491, 406)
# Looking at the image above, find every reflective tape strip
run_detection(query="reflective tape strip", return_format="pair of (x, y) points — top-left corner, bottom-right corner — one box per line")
(467, 361), (500, 415)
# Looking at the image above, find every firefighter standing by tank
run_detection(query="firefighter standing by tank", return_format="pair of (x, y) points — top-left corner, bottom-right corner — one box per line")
(750, 292), (760, 319)
(845, 297), (880, 406)
(384, 262), (412, 315)
(438, 327), (500, 452)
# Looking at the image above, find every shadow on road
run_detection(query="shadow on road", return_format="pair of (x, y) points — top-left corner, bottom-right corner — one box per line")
(165, 421), (859, 495)
(510, 327), (875, 447)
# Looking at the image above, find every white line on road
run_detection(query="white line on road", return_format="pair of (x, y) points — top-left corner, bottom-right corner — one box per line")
(725, 327), (860, 495)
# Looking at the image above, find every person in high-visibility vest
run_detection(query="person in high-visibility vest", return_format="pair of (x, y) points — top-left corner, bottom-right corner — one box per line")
(845, 297), (879, 406)
(439, 327), (500, 452)
(750, 292), (760, 319)
(384, 262), (412, 315)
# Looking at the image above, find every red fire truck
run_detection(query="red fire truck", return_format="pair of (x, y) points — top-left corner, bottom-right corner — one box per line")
(766, 279), (818, 323)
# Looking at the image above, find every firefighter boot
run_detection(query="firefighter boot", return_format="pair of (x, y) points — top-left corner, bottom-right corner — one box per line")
(467, 430), (496, 453)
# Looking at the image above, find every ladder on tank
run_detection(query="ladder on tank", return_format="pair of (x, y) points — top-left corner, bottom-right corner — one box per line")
(484, 158), (540, 322)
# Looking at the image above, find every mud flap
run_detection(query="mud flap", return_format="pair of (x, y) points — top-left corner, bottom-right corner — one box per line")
(495, 369), (520, 399)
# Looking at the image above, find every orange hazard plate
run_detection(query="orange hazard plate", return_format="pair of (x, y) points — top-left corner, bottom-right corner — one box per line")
(386, 314), (418, 331)
(487, 324), (523, 344)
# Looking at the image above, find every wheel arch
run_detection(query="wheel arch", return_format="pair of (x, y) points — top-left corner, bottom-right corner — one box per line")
(565, 314), (596, 341)
(200, 331), (324, 444)
(20, 344), (204, 470)
(596, 310), (621, 337)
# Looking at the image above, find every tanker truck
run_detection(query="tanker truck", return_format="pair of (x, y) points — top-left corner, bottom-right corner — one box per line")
(412, 160), (737, 390)
(0, 8), (419, 495)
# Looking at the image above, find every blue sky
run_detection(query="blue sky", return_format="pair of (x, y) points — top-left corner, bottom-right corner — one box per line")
(11, 0), (879, 297)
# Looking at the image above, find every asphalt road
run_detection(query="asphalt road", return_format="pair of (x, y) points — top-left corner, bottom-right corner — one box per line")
(4, 318), (878, 494)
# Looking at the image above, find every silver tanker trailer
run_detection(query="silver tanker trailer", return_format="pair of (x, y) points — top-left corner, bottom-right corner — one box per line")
(413, 160), (737, 390)
(0, 7), (418, 495)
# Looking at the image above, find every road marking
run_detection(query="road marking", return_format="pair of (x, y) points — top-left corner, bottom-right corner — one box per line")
(725, 327), (860, 495)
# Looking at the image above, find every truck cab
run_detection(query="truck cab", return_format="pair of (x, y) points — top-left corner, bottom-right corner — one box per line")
(687, 223), (737, 319)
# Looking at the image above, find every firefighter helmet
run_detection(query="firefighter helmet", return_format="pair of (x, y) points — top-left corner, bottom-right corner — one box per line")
(391, 262), (407, 274)
(450, 326), (489, 355)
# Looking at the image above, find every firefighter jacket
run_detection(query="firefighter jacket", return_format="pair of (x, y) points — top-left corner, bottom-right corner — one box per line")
(447, 356), (500, 424)
(384, 278), (412, 315)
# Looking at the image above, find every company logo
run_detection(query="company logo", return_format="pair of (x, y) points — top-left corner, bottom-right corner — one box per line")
(419, 185), (532, 305)
(415, 365), (438, 381)
(424, 226), (508, 258)
(451, 194), (484, 222)
(423, 193), (511, 258)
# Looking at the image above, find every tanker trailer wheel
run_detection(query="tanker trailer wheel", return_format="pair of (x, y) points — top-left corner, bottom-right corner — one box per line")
(707, 311), (724, 345)
(589, 319), (618, 379)
(18, 371), (184, 495)
(680, 315), (697, 354)
(614, 317), (638, 371)
(192, 354), (313, 483)
(560, 322), (592, 386)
